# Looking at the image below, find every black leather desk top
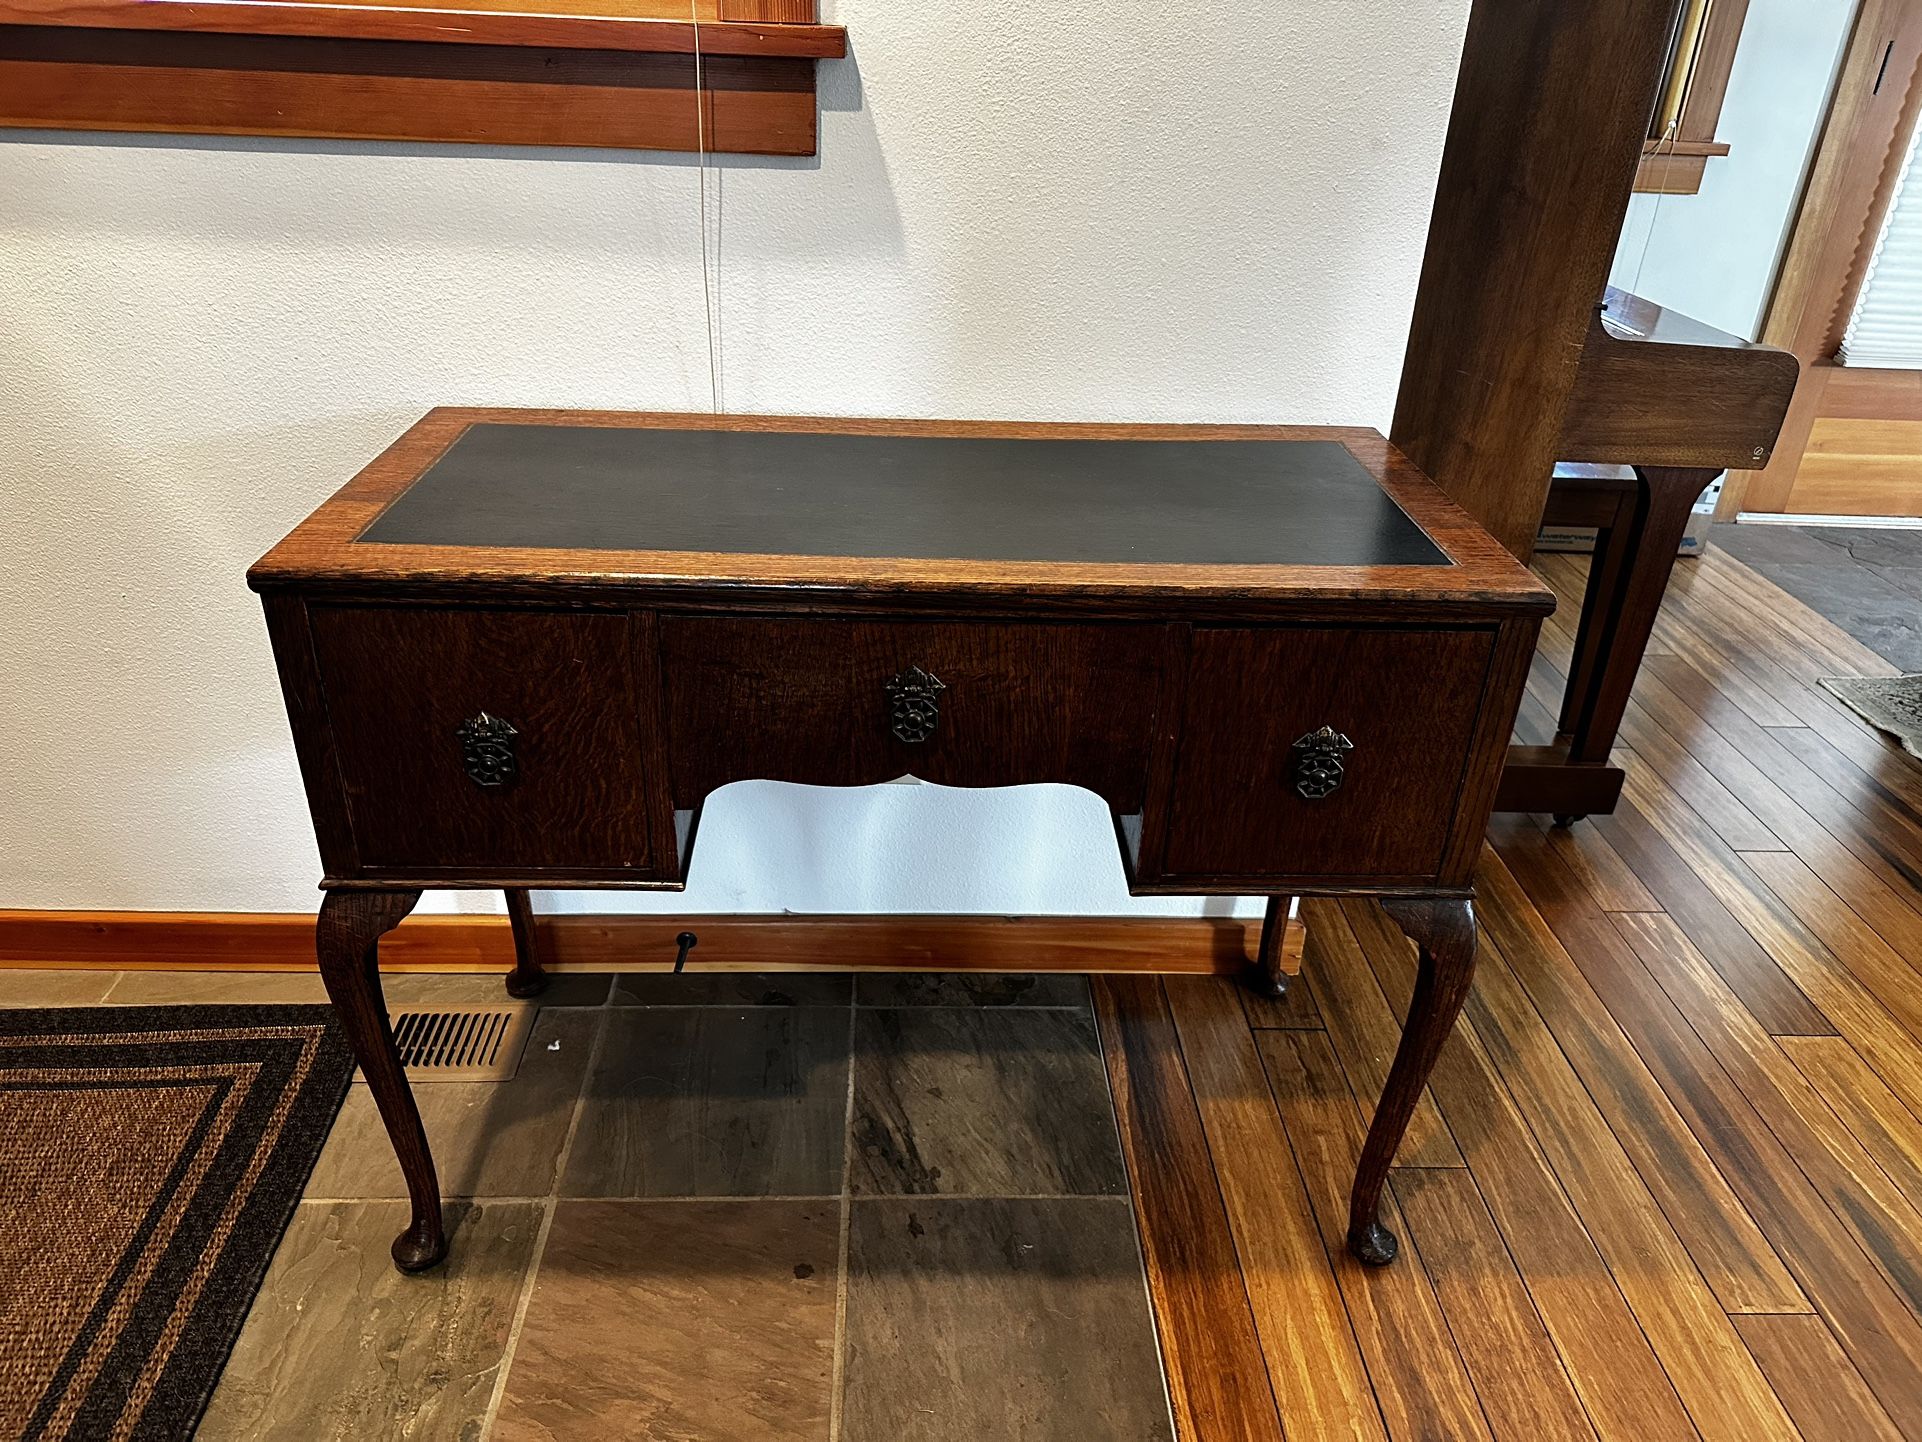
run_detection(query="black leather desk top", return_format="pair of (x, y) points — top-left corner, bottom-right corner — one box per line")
(359, 424), (1450, 568)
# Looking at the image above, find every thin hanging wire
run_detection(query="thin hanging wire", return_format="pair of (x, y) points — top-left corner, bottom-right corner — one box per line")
(1628, 2), (1711, 302)
(691, 0), (723, 413)
(1627, 120), (1679, 302)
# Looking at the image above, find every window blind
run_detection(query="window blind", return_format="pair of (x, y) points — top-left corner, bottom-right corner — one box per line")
(1840, 118), (1922, 368)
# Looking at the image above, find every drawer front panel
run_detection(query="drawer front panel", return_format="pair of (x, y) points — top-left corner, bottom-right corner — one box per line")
(659, 617), (1163, 811)
(308, 606), (655, 873)
(1163, 627), (1495, 880)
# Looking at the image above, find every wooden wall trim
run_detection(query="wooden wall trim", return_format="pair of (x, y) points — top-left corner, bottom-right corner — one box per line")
(0, 0), (842, 155)
(1634, 143), (1724, 197)
(0, 0), (846, 56)
(1672, 0), (1747, 149)
(0, 909), (1302, 976)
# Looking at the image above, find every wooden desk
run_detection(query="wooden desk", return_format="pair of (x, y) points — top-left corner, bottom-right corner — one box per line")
(251, 409), (1550, 1274)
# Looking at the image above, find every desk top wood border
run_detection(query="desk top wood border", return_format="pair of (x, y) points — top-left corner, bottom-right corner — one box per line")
(250, 409), (1553, 621)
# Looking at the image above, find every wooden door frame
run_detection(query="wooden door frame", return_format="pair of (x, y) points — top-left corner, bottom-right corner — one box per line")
(1719, 0), (1922, 516)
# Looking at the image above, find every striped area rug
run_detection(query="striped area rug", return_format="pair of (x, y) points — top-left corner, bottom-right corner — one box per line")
(0, 1005), (352, 1440)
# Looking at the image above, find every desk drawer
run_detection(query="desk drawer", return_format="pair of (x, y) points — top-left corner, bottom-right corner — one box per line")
(658, 617), (1163, 812)
(307, 606), (656, 874)
(1163, 627), (1495, 881)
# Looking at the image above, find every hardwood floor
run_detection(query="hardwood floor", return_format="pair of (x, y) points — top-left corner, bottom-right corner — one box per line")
(1101, 545), (1922, 1442)
(13, 545), (1919, 1439)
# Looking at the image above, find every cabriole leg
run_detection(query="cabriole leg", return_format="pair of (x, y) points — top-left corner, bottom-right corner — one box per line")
(316, 887), (444, 1273)
(1346, 896), (1476, 1266)
(504, 888), (549, 998)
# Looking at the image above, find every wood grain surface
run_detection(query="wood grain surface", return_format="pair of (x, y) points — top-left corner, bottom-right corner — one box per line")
(250, 409), (1551, 617)
(1092, 974), (1285, 1439)
(307, 605), (660, 877)
(660, 615), (1165, 812)
(1164, 626), (1495, 882)
(85, 538), (1922, 1440)
(1391, 0), (1685, 558)
(0, 0), (847, 55)
(1559, 291), (1799, 471)
(1118, 546), (1922, 1442)
(0, 30), (824, 155)
(0, 909), (1300, 977)
(252, 409), (1543, 904)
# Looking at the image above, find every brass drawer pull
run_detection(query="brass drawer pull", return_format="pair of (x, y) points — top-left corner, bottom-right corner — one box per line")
(1293, 726), (1353, 799)
(886, 666), (946, 744)
(458, 712), (520, 788)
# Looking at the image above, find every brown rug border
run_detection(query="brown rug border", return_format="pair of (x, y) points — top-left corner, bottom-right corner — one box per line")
(0, 1004), (354, 1441)
(1820, 674), (1922, 759)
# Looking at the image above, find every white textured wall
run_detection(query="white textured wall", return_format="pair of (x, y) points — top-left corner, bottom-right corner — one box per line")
(0, 0), (1471, 916)
(1611, 0), (1856, 340)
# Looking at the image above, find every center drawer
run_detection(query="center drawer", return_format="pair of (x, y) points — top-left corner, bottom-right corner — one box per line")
(657, 617), (1165, 812)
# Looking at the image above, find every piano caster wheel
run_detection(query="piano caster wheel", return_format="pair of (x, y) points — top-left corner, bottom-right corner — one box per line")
(1552, 813), (1585, 829)
(1348, 1219), (1398, 1267)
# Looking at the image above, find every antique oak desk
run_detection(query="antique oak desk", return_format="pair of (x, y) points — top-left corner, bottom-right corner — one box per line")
(250, 409), (1551, 1274)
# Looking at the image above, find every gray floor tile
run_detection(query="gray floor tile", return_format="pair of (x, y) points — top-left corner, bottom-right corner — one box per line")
(384, 970), (613, 1007)
(610, 971), (852, 1006)
(198, 1200), (540, 1442)
(855, 972), (1090, 1008)
(841, 1197), (1173, 1442)
(493, 1200), (837, 1441)
(562, 1006), (850, 1198)
(851, 1008), (1126, 1196)
(1866, 563), (1922, 607)
(1711, 521), (1847, 567)
(0, 970), (120, 1006)
(1807, 526), (1922, 565)
(101, 970), (329, 1005)
(1741, 561), (1922, 672)
(1756, 556), (1922, 616)
(306, 1008), (598, 1200)
(1711, 522), (1922, 672)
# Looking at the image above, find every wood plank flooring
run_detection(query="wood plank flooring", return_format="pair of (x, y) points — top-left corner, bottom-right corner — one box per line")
(11, 542), (1918, 1440)
(1103, 545), (1922, 1442)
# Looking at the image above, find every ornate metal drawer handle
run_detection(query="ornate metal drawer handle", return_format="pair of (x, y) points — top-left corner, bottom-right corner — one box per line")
(1293, 726), (1353, 799)
(457, 711), (520, 788)
(886, 666), (946, 744)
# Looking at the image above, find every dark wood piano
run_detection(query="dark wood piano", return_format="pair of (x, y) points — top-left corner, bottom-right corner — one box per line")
(1392, 0), (1801, 826)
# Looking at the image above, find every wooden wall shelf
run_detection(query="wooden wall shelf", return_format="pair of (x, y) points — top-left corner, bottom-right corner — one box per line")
(1634, 138), (1732, 196)
(0, 0), (846, 154)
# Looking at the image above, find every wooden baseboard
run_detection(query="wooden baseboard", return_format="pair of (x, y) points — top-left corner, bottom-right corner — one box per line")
(0, 909), (1303, 976)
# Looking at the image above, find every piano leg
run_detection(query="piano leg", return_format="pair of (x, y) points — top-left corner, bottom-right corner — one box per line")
(1564, 466), (1713, 770)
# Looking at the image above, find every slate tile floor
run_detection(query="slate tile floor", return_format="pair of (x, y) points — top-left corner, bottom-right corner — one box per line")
(6, 967), (1176, 1440)
(1713, 522), (1922, 672)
